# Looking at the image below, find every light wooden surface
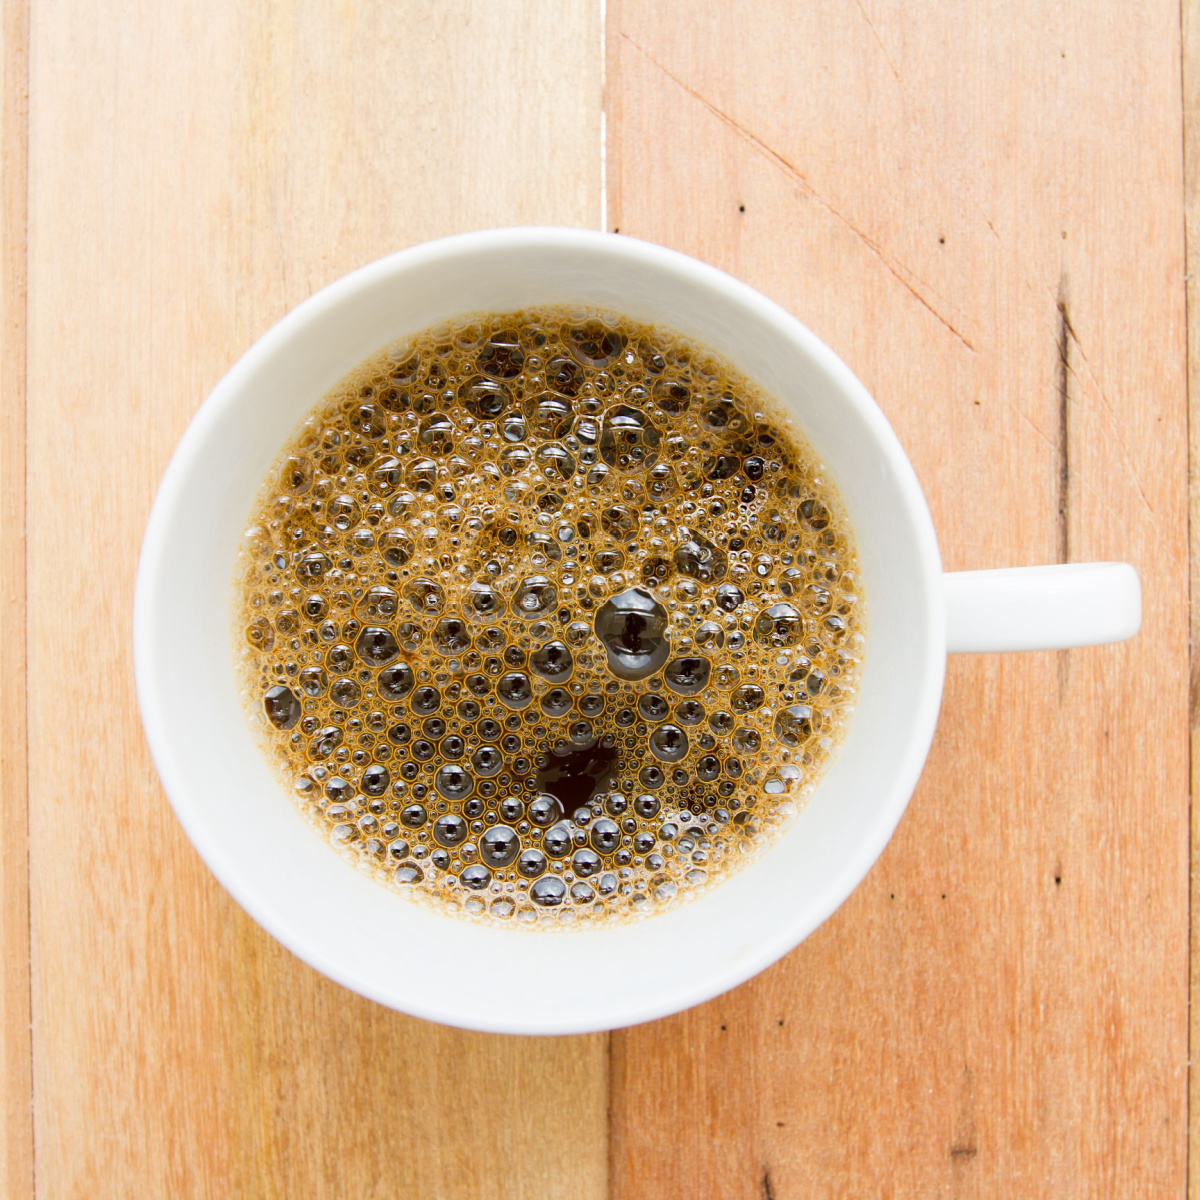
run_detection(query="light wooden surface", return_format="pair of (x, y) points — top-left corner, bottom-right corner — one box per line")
(23, 3), (605, 1198)
(1186, 1), (1200, 1197)
(609, 2), (1189, 1197)
(1, 1), (1192, 1196)
(0, 0), (30, 1195)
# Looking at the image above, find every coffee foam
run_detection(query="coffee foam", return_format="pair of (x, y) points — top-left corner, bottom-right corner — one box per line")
(234, 307), (864, 928)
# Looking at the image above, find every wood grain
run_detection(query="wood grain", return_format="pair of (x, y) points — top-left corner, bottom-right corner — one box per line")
(0, 0), (31, 1194)
(24, 2), (604, 1197)
(607, 3), (1189, 1197)
(1186, 0), (1200, 1194)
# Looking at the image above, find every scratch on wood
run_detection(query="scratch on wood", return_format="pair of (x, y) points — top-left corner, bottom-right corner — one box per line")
(1013, 405), (1055, 451)
(762, 1167), (776, 1200)
(1056, 276), (1071, 566)
(622, 33), (977, 354)
(1056, 276), (1072, 695)
(1035, 278), (1157, 523)
(950, 1064), (978, 1166)
(851, 0), (902, 83)
(965, 300), (1133, 529)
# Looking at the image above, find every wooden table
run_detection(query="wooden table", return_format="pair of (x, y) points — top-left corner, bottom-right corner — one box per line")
(0, 2), (1192, 1195)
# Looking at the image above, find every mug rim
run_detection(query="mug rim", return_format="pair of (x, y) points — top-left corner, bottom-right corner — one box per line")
(134, 227), (946, 1032)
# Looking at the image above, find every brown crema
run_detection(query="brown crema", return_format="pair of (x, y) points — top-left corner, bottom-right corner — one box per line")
(234, 306), (863, 928)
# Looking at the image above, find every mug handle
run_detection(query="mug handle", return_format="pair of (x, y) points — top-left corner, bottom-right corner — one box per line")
(943, 562), (1142, 653)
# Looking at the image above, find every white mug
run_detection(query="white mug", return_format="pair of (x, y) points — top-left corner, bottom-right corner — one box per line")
(134, 228), (1141, 1034)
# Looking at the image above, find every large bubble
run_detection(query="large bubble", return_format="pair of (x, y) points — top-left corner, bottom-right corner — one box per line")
(595, 588), (671, 681)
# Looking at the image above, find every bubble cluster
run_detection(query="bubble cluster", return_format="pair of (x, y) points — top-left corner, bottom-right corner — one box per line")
(234, 306), (864, 928)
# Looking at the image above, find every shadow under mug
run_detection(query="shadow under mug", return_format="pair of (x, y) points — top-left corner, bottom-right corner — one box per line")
(134, 228), (1140, 1035)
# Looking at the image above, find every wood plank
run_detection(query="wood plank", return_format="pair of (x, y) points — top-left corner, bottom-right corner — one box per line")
(1185, 1), (1200, 1194)
(607, 2), (1189, 1196)
(25, 2), (605, 1196)
(0, 0), (31, 1194)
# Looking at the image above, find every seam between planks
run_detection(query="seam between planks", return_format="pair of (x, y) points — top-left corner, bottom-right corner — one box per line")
(602, 4), (613, 1198)
(20, 0), (31, 1181)
(602, 4), (616, 1198)
(1184, 0), (1198, 1195)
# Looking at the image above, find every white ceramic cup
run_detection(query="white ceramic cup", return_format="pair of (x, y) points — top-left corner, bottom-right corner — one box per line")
(134, 228), (1141, 1035)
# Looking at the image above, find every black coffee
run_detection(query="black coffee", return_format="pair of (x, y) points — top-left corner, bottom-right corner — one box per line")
(235, 307), (863, 927)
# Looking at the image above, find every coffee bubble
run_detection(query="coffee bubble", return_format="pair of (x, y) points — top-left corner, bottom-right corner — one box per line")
(535, 441), (575, 480)
(715, 584), (744, 612)
(572, 848), (602, 877)
(362, 764), (390, 795)
(542, 824), (573, 859)
(754, 602), (803, 648)
(595, 587), (671, 681)
(530, 641), (573, 681)
(674, 535), (726, 584)
(356, 626), (399, 666)
(528, 794), (565, 827)
(593, 549), (624, 575)
(497, 672), (533, 709)
(518, 847), (548, 878)
(513, 576), (557, 618)
(649, 725), (689, 763)
(545, 356), (583, 396)
(465, 580), (504, 622)
(480, 825), (521, 868)
(378, 662), (415, 701)
(540, 687), (573, 717)
(460, 865), (491, 890)
(400, 803), (428, 828)
(774, 704), (817, 746)
(651, 378), (690, 414)
(498, 796), (524, 822)
(433, 813), (468, 846)
(369, 457), (402, 495)
(406, 578), (444, 613)
(418, 411), (455, 452)
(299, 666), (327, 696)
(600, 405), (660, 471)
(359, 586), (399, 619)
(730, 684), (765, 714)
(460, 374), (509, 418)
(663, 656), (711, 695)
(531, 876), (567, 907)
(479, 330), (525, 378)
(432, 618), (471, 654)
(567, 322), (624, 368)
(435, 765), (474, 802)
(590, 819), (621, 853)
(264, 685), (301, 730)
(405, 457), (438, 493)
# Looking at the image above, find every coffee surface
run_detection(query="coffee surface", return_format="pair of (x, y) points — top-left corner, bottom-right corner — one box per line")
(234, 307), (863, 927)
